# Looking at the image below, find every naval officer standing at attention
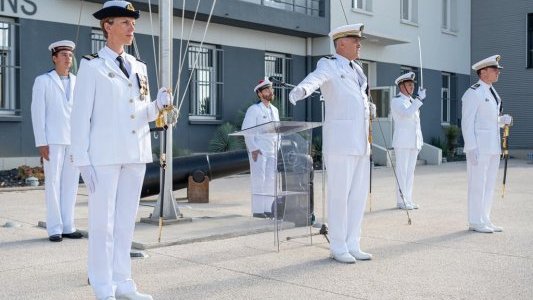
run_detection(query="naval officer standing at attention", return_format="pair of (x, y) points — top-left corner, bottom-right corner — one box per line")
(31, 40), (82, 242)
(241, 78), (280, 218)
(289, 24), (375, 264)
(70, 1), (171, 299)
(390, 72), (426, 210)
(461, 55), (512, 234)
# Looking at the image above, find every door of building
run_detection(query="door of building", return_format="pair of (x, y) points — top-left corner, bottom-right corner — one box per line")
(370, 86), (395, 148)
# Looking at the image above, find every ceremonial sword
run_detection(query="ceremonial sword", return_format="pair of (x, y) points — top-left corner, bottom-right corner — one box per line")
(501, 124), (510, 198)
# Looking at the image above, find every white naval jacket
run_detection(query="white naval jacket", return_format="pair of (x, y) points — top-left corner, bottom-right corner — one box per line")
(461, 80), (505, 156)
(391, 93), (423, 150)
(31, 70), (76, 146)
(241, 102), (280, 155)
(292, 54), (370, 156)
(70, 48), (159, 167)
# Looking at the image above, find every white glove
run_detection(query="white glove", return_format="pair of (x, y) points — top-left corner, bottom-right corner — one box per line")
(289, 86), (305, 105)
(416, 87), (426, 101)
(466, 148), (479, 166)
(500, 114), (513, 125)
(369, 102), (377, 119)
(79, 165), (97, 194)
(156, 88), (173, 110)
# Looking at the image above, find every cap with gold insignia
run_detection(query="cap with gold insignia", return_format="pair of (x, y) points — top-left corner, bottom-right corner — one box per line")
(394, 71), (416, 85)
(254, 78), (273, 93)
(472, 55), (503, 71)
(48, 40), (75, 55)
(93, 0), (140, 20)
(328, 23), (365, 40)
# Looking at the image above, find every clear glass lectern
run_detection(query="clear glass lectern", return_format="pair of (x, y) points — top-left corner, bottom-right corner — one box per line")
(230, 121), (322, 250)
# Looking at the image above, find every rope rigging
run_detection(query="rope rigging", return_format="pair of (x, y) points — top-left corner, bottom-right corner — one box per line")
(175, 0), (218, 116)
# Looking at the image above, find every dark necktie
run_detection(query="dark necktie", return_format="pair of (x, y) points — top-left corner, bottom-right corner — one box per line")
(349, 61), (355, 69)
(116, 56), (129, 78)
(489, 87), (503, 114)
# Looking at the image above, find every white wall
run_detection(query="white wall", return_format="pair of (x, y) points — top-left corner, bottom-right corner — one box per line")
(324, 0), (471, 75)
(14, 0), (307, 56)
(7, 0), (471, 73)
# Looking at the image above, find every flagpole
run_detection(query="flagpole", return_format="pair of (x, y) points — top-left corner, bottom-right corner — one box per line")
(153, 0), (180, 222)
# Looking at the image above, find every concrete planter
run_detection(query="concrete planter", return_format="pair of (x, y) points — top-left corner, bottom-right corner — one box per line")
(25, 176), (39, 186)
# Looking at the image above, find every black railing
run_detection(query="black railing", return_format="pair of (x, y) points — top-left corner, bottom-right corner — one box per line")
(240, 0), (324, 17)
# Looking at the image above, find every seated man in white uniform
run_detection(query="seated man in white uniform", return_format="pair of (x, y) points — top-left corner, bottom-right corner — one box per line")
(241, 78), (280, 218)
(390, 72), (427, 210)
(31, 40), (82, 242)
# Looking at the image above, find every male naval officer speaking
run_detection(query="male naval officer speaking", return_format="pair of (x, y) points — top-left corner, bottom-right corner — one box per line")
(289, 23), (376, 264)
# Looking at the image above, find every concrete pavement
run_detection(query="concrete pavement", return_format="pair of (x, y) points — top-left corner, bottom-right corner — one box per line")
(1, 160), (532, 299)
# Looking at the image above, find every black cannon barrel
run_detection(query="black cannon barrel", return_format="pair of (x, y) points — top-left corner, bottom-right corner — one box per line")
(140, 150), (249, 198)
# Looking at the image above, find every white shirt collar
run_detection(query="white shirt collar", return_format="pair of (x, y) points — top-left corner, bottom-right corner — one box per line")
(399, 92), (413, 100)
(478, 79), (493, 89)
(334, 53), (351, 67)
(103, 46), (126, 61)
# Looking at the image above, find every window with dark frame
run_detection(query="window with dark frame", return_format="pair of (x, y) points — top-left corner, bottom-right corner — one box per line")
(0, 18), (17, 115)
(441, 72), (451, 124)
(527, 13), (533, 68)
(265, 52), (292, 119)
(188, 43), (223, 120)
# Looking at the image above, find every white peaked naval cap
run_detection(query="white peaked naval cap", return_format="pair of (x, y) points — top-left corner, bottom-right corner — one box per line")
(254, 77), (273, 93)
(328, 23), (365, 40)
(48, 40), (75, 54)
(472, 55), (503, 71)
(394, 72), (416, 85)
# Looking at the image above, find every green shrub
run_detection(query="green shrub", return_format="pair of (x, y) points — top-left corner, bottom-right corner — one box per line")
(444, 125), (461, 158)
(208, 122), (245, 152)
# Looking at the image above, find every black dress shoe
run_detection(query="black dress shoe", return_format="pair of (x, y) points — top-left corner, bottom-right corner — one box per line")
(253, 213), (267, 218)
(62, 231), (83, 239)
(49, 234), (63, 242)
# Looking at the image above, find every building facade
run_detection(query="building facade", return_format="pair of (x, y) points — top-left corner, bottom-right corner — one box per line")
(471, 0), (533, 157)
(0, 0), (329, 169)
(324, 0), (471, 150)
(7, 0), (525, 168)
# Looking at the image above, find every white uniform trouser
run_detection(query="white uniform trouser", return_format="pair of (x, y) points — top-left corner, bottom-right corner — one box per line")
(88, 163), (145, 299)
(249, 153), (277, 214)
(325, 154), (369, 255)
(394, 148), (419, 206)
(43, 144), (80, 236)
(467, 154), (500, 226)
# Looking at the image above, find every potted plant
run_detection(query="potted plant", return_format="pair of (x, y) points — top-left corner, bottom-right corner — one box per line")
(444, 125), (461, 160)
